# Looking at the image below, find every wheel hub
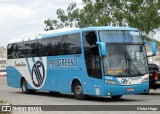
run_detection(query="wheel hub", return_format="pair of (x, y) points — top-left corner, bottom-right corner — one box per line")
(76, 86), (82, 95)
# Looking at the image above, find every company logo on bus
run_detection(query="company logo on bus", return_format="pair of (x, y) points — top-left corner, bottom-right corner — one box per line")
(121, 78), (129, 84)
(31, 60), (45, 88)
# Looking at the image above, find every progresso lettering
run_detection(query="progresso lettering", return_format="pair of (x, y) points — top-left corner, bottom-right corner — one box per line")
(49, 58), (78, 67)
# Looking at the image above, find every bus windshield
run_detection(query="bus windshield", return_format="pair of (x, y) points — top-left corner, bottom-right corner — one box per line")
(99, 30), (142, 43)
(99, 30), (148, 76)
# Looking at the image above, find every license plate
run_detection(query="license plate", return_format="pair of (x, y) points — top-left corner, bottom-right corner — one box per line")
(126, 88), (134, 92)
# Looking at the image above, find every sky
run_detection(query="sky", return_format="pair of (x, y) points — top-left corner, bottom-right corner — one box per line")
(0, 0), (82, 47)
(0, 0), (160, 47)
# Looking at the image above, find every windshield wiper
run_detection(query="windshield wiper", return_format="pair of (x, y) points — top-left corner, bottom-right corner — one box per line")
(124, 47), (142, 76)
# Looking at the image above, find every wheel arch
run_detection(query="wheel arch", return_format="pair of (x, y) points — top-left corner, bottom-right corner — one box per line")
(71, 78), (81, 92)
(20, 77), (26, 87)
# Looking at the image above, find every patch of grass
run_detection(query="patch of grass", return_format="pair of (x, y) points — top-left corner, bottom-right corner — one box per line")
(0, 100), (5, 103)
(0, 112), (12, 114)
(0, 100), (9, 104)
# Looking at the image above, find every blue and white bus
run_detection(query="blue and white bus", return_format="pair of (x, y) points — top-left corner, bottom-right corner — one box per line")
(7, 27), (156, 99)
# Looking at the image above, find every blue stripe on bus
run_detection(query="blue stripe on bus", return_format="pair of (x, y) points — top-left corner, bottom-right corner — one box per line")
(32, 57), (35, 63)
(39, 57), (42, 61)
(25, 58), (32, 76)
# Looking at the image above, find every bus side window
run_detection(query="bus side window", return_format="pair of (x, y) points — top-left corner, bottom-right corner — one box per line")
(12, 43), (18, 59)
(46, 42), (51, 56)
(67, 33), (81, 54)
(7, 44), (13, 59)
(83, 31), (102, 79)
(17, 43), (25, 58)
(31, 42), (37, 57)
(49, 36), (63, 56)
(37, 40), (47, 57)
(25, 41), (35, 57)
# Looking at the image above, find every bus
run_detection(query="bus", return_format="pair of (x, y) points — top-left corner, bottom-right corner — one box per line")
(7, 26), (156, 100)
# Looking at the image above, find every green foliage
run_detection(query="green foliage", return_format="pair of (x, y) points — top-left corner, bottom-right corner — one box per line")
(0, 100), (8, 103)
(44, 2), (79, 30)
(44, 0), (160, 36)
(119, 0), (160, 35)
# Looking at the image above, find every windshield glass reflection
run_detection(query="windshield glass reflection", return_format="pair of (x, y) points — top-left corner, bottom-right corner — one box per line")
(103, 44), (148, 76)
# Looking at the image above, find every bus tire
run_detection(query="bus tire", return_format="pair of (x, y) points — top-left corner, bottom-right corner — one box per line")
(111, 95), (122, 99)
(73, 81), (87, 100)
(21, 79), (30, 94)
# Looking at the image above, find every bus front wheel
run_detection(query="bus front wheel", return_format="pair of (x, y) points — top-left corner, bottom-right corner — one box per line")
(73, 81), (87, 100)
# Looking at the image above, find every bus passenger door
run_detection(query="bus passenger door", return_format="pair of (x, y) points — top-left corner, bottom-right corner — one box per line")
(83, 31), (103, 96)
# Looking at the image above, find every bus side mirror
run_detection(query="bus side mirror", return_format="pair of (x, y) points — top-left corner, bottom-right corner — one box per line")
(144, 41), (156, 57)
(96, 42), (107, 56)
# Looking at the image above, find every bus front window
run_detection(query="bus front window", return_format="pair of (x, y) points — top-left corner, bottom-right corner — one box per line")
(103, 44), (148, 76)
(99, 30), (148, 76)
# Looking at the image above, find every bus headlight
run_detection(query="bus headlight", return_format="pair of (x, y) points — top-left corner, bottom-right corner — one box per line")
(142, 77), (149, 83)
(105, 79), (117, 85)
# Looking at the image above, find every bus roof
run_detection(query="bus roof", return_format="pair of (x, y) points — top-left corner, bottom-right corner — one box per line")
(8, 39), (23, 44)
(82, 26), (138, 31)
(41, 26), (139, 39)
(8, 26), (139, 44)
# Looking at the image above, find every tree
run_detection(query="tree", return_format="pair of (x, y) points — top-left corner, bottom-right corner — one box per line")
(44, 0), (160, 36)
(44, 0), (113, 29)
(112, 0), (160, 35)
(44, 2), (79, 30)
(44, 19), (63, 31)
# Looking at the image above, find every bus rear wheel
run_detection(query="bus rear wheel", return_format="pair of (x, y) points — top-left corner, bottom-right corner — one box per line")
(73, 81), (87, 100)
(21, 79), (30, 94)
(111, 95), (122, 99)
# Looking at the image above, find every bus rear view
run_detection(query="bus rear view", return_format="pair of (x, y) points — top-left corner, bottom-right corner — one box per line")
(6, 27), (156, 100)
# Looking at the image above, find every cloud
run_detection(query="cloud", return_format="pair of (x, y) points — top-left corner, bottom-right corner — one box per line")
(0, 0), (82, 47)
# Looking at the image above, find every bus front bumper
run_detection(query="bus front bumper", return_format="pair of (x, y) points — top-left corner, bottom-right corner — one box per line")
(101, 82), (149, 96)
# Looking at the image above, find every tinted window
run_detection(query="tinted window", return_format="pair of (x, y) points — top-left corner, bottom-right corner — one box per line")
(83, 31), (102, 79)
(99, 30), (142, 43)
(66, 34), (81, 54)
(47, 33), (81, 56)
(37, 40), (47, 57)
(17, 42), (25, 58)
(50, 36), (64, 55)
(25, 41), (37, 57)
(7, 44), (13, 59)
(7, 33), (81, 59)
(7, 43), (18, 59)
